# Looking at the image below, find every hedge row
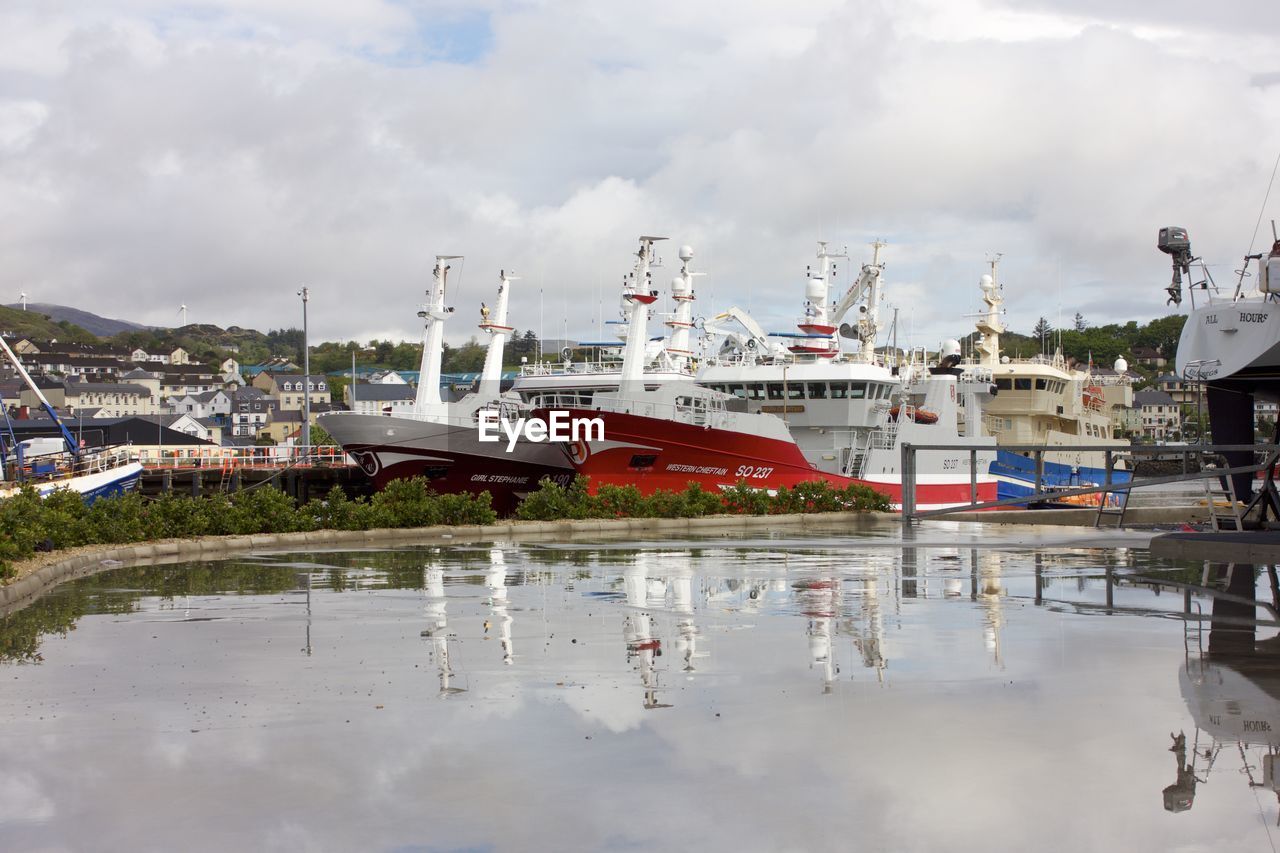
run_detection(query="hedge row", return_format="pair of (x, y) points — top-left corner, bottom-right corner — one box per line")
(0, 475), (890, 580)
(0, 478), (496, 579)
(514, 477), (890, 520)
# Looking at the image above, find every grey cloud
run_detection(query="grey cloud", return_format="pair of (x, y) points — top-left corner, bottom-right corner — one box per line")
(0, 1), (1276, 347)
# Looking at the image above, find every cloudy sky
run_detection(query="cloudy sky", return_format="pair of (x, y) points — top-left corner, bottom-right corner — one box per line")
(1, 0), (1277, 347)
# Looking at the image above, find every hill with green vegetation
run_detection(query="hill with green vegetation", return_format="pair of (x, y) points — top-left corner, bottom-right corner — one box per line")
(961, 314), (1185, 373)
(0, 306), (100, 345)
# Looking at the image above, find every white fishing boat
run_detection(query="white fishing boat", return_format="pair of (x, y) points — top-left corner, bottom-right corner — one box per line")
(696, 241), (998, 510)
(961, 258), (1132, 505)
(0, 336), (143, 502)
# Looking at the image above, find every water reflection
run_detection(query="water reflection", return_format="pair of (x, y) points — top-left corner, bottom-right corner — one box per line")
(6, 530), (1280, 851)
(1171, 563), (1280, 821)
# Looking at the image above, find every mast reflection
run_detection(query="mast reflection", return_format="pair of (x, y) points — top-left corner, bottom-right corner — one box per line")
(423, 565), (465, 696)
(484, 548), (514, 666)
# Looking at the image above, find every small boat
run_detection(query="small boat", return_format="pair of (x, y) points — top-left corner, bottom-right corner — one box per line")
(0, 336), (143, 503)
(889, 405), (939, 424)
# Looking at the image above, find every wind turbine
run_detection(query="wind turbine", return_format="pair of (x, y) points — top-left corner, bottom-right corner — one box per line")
(19, 292), (27, 311)
(179, 304), (188, 326)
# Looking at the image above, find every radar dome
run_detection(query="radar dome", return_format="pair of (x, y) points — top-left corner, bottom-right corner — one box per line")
(940, 339), (962, 359)
(671, 275), (690, 295)
(1114, 357), (1128, 373)
(980, 274), (995, 292)
(679, 245), (694, 262)
(1001, 355), (1010, 364)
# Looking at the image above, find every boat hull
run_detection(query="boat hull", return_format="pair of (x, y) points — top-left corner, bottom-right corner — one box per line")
(1176, 297), (1280, 499)
(1, 461), (144, 504)
(535, 407), (997, 511)
(319, 412), (572, 514)
(990, 450), (1130, 506)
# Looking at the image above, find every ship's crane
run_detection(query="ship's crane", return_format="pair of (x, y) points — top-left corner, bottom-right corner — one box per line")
(830, 240), (886, 358)
(701, 306), (789, 359)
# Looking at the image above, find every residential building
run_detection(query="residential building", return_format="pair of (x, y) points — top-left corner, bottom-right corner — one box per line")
(1131, 389), (1181, 440)
(252, 373), (330, 411)
(1155, 373), (1198, 406)
(169, 389), (233, 421)
(346, 383), (415, 415)
(20, 379), (156, 418)
(1130, 346), (1167, 369)
(229, 388), (277, 437)
(257, 409), (303, 444)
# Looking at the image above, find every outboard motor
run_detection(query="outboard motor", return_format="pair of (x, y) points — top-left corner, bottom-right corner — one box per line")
(1158, 226), (1192, 306)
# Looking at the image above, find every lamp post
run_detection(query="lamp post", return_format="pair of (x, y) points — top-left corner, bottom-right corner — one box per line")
(298, 286), (310, 460)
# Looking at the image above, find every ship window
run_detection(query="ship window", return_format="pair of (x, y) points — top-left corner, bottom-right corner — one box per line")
(849, 383), (866, 399)
(829, 382), (849, 399)
(767, 383), (784, 400)
(807, 382), (827, 399)
(726, 383), (747, 399)
(1014, 378), (1032, 391)
(746, 383), (766, 400)
(995, 378), (1011, 390)
(629, 454), (657, 468)
(787, 384), (805, 400)
(1035, 378), (1048, 390)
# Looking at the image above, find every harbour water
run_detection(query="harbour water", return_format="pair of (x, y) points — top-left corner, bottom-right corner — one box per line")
(2, 520), (1277, 851)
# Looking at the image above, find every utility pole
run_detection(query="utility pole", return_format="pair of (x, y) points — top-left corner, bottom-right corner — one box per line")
(298, 286), (310, 460)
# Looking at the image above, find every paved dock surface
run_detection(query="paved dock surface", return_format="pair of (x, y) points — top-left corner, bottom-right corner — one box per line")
(1149, 529), (1280, 562)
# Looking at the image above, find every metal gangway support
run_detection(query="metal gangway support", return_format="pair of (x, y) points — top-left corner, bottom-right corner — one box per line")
(900, 441), (1280, 528)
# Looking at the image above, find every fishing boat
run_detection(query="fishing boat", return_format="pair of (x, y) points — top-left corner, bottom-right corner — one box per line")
(1163, 222), (1280, 499)
(696, 241), (999, 510)
(533, 237), (998, 510)
(962, 258), (1132, 506)
(0, 336), (143, 502)
(530, 236), (854, 495)
(319, 258), (572, 513)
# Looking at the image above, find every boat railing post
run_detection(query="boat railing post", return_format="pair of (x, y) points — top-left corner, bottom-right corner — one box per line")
(1104, 449), (1113, 487)
(969, 448), (977, 506)
(901, 442), (915, 522)
(1034, 450), (1044, 497)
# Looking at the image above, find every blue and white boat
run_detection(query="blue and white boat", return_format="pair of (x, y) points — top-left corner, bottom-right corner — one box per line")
(0, 336), (143, 504)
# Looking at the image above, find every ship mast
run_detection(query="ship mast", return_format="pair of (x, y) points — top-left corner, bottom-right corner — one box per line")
(974, 255), (1005, 369)
(663, 245), (699, 371)
(477, 269), (517, 399)
(413, 255), (460, 414)
(619, 236), (665, 386)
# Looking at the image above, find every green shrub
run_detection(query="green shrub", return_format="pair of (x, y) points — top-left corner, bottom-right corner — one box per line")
(229, 487), (305, 534)
(370, 477), (441, 528)
(720, 480), (774, 515)
(515, 477), (594, 521)
(593, 484), (647, 518)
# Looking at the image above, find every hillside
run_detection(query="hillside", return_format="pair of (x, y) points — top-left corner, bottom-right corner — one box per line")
(2, 303), (149, 337)
(0, 306), (100, 344)
(959, 314), (1185, 370)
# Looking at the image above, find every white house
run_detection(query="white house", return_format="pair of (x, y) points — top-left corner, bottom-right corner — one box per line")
(348, 384), (416, 415)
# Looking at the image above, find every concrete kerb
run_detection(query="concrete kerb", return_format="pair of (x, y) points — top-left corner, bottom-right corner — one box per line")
(2, 512), (894, 614)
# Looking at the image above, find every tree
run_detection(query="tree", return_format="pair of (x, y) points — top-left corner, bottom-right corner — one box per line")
(1032, 317), (1053, 352)
(1073, 312), (1087, 332)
